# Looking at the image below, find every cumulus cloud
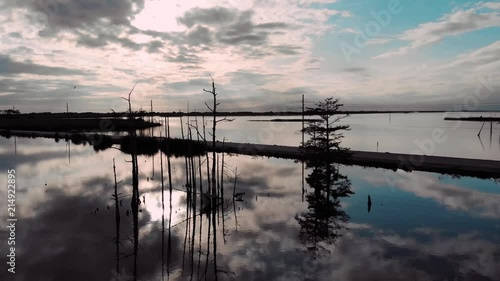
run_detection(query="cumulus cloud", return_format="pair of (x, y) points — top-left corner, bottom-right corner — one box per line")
(176, 7), (289, 47)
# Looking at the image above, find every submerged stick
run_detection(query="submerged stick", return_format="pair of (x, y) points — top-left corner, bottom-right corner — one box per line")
(232, 168), (238, 232)
(113, 159), (121, 274)
(160, 127), (165, 279)
(478, 121), (486, 136)
(166, 117), (173, 279)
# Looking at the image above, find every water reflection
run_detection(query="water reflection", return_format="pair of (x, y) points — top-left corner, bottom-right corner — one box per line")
(296, 157), (353, 256)
(1, 133), (500, 280)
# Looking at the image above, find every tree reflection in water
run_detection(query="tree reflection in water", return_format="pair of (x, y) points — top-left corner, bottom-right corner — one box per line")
(110, 115), (240, 281)
(296, 97), (353, 257)
(296, 159), (353, 256)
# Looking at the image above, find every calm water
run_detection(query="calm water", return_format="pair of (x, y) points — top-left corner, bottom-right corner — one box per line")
(144, 112), (500, 160)
(1, 113), (500, 281)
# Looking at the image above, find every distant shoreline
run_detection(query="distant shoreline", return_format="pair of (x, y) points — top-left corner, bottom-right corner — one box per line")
(444, 117), (500, 122)
(248, 118), (322, 122)
(0, 117), (159, 132)
(0, 110), (454, 119)
(3, 129), (500, 180)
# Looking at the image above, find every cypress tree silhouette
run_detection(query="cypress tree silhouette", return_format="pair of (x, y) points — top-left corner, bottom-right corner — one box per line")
(296, 97), (353, 257)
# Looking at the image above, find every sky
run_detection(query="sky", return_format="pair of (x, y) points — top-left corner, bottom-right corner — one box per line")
(0, 0), (499, 113)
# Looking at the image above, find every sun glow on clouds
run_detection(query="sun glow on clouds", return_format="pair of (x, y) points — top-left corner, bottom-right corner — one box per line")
(132, 1), (192, 32)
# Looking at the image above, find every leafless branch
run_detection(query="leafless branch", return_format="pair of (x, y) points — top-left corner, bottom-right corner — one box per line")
(204, 102), (213, 112)
(216, 117), (235, 123)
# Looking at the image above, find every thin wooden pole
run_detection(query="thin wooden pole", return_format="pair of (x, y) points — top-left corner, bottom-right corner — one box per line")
(302, 94), (304, 146)
(478, 121), (486, 136)
(112, 159), (121, 274)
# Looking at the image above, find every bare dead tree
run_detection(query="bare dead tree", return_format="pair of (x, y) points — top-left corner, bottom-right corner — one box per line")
(121, 83), (140, 280)
(203, 76), (218, 200)
(203, 76), (235, 281)
(121, 82), (138, 115)
(202, 76), (234, 199)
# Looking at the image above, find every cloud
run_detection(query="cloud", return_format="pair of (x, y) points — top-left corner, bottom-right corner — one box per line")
(340, 28), (359, 34)
(221, 217), (500, 281)
(162, 78), (209, 92)
(8, 32), (22, 39)
(185, 25), (213, 46)
(177, 6), (239, 28)
(255, 22), (291, 29)
(482, 2), (500, 10)
(365, 38), (393, 45)
(375, 5), (500, 58)
(6, 46), (35, 56)
(0, 151), (67, 171)
(145, 40), (163, 53)
(342, 67), (367, 73)
(0, 177), (185, 281)
(0, 0), (344, 111)
(365, 172), (500, 219)
(13, 0), (145, 34)
(0, 77), (126, 112)
(1, 138), (499, 281)
(177, 7), (268, 47)
(76, 31), (143, 51)
(272, 44), (303, 55)
(0, 55), (89, 77)
(5, 0), (161, 54)
(228, 70), (282, 85)
(164, 46), (204, 64)
(444, 40), (500, 69)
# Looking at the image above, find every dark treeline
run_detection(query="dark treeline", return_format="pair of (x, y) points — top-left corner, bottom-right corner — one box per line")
(3, 127), (500, 180)
(0, 130), (207, 157)
(0, 110), (448, 120)
(0, 117), (160, 131)
(445, 117), (500, 122)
